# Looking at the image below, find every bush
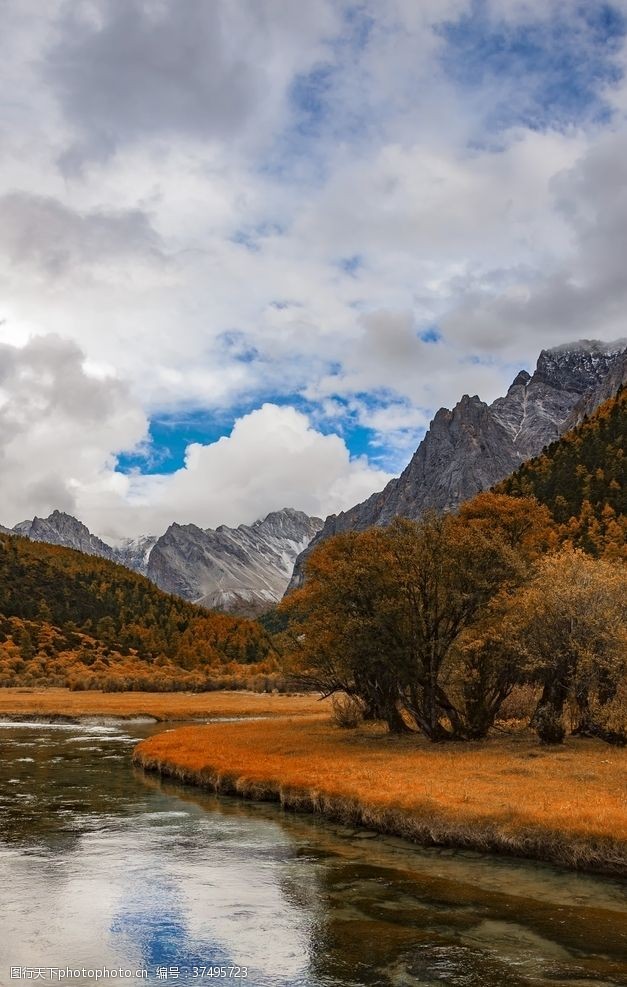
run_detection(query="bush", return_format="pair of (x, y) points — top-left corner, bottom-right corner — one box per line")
(331, 693), (364, 729)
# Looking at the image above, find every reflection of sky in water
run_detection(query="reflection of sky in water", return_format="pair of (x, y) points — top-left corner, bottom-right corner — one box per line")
(110, 873), (231, 972)
(108, 815), (311, 984)
(1, 722), (626, 987)
(0, 723), (311, 986)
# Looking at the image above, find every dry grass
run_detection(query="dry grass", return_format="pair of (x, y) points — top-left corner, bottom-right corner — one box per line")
(134, 717), (627, 876)
(0, 687), (327, 721)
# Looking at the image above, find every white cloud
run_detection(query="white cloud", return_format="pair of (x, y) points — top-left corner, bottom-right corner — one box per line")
(0, 1), (626, 535)
(44, 0), (341, 169)
(441, 128), (627, 358)
(0, 191), (164, 276)
(0, 338), (390, 537)
(84, 403), (392, 539)
(0, 336), (147, 526)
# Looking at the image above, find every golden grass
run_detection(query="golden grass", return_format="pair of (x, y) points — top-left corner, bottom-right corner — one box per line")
(134, 717), (627, 875)
(0, 687), (327, 720)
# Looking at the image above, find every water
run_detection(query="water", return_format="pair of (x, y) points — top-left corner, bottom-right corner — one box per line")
(0, 719), (625, 987)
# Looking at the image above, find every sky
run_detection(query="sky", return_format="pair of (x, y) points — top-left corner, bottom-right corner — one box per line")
(1, 0), (627, 540)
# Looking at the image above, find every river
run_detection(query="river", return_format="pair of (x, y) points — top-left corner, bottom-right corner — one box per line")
(0, 719), (625, 987)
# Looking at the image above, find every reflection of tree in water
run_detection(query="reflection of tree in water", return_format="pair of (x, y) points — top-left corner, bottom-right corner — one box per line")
(302, 859), (627, 987)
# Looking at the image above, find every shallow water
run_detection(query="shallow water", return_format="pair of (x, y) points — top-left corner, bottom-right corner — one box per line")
(0, 719), (625, 987)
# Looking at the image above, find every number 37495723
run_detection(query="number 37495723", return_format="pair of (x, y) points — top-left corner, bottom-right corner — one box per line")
(192, 967), (248, 979)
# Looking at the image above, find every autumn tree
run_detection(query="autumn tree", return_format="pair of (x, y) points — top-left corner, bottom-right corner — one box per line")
(510, 547), (627, 744)
(280, 526), (412, 732)
(458, 491), (556, 559)
(282, 508), (527, 739)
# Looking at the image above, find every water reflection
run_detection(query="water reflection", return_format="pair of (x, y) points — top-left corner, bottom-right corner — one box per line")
(0, 720), (625, 987)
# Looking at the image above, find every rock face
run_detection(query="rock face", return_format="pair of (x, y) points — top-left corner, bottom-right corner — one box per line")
(562, 347), (627, 432)
(12, 510), (116, 560)
(115, 535), (159, 577)
(288, 339), (627, 590)
(147, 509), (323, 615)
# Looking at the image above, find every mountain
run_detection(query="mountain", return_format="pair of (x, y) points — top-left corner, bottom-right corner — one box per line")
(10, 510), (160, 576)
(289, 339), (627, 590)
(115, 534), (159, 576)
(562, 348), (627, 432)
(13, 510), (116, 560)
(0, 530), (274, 690)
(147, 509), (323, 615)
(498, 386), (626, 558)
(9, 507), (322, 615)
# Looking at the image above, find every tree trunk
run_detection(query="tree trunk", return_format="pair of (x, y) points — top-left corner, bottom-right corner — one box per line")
(533, 674), (569, 744)
(384, 702), (413, 734)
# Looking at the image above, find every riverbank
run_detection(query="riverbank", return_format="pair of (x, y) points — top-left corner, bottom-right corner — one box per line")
(0, 687), (326, 721)
(134, 717), (627, 877)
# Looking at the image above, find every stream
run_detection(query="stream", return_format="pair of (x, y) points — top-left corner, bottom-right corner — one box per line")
(0, 719), (625, 987)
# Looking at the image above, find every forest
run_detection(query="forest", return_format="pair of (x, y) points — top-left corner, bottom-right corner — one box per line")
(498, 386), (626, 558)
(279, 390), (627, 745)
(0, 534), (279, 691)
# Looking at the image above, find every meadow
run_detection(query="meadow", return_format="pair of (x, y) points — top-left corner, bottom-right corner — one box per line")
(0, 686), (325, 720)
(134, 713), (627, 876)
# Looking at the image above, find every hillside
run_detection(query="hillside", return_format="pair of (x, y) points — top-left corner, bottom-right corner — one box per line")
(10, 507), (322, 615)
(288, 339), (626, 590)
(0, 532), (277, 691)
(498, 387), (626, 558)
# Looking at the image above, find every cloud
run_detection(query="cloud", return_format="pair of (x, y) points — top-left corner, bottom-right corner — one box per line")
(0, 336), (147, 526)
(441, 128), (627, 358)
(44, 0), (340, 168)
(0, 338), (390, 537)
(89, 403), (393, 537)
(0, 192), (163, 276)
(0, 1), (626, 537)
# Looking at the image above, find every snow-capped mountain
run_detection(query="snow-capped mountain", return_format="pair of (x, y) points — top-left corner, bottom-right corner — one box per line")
(147, 509), (322, 615)
(6, 507), (322, 615)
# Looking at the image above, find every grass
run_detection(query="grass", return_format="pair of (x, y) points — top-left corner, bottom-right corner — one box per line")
(134, 717), (627, 876)
(0, 687), (326, 721)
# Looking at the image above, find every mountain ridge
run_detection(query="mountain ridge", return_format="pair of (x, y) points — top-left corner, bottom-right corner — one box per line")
(288, 338), (627, 590)
(147, 509), (322, 615)
(8, 507), (322, 615)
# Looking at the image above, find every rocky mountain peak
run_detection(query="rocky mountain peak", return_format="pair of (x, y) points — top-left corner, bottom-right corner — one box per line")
(288, 337), (627, 591)
(534, 339), (626, 393)
(253, 507), (322, 538)
(147, 508), (323, 614)
(12, 511), (115, 559)
(509, 370), (532, 390)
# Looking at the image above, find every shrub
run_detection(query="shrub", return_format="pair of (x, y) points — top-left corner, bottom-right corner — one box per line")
(331, 693), (364, 729)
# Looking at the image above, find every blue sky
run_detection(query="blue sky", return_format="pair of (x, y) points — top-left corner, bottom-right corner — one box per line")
(0, 0), (626, 536)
